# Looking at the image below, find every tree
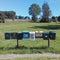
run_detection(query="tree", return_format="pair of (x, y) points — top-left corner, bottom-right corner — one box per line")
(0, 12), (5, 23)
(24, 16), (30, 20)
(6, 11), (16, 20)
(18, 16), (24, 19)
(51, 16), (58, 22)
(52, 16), (55, 19)
(0, 11), (16, 22)
(10, 11), (16, 20)
(29, 4), (41, 22)
(51, 16), (56, 22)
(15, 16), (18, 19)
(4, 11), (16, 20)
(42, 2), (51, 22)
(58, 16), (60, 22)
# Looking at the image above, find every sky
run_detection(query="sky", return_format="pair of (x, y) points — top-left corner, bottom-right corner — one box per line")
(0, 0), (60, 17)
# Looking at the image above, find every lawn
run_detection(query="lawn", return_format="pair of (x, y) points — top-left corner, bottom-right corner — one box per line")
(6, 57), (60, 60)
(0, 21), (60, 54)
(13, 57), (60, 60)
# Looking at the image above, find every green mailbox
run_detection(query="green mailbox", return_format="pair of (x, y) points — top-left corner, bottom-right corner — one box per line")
(49, 31), (56, 40)
(43, 32), (49, 40)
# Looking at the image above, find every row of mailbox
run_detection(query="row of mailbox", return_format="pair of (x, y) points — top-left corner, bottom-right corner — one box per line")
(5, 31), (56, 40)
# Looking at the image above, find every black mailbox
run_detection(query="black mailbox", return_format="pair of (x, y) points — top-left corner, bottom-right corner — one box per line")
(49, 31), (56, 40)
(17, 32), (23, 40)
(43, 32), (49, 40)
(11, 32), (17, 39)
(5, 32), (11, 39)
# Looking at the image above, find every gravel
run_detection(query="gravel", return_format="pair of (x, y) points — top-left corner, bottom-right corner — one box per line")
(0, 53), (60, 59)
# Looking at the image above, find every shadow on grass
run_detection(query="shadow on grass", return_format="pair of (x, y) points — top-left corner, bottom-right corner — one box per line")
(0, 46), (55, 53)
(0, 46), (51, 50)
(0, 46), (28, 50)
(29, 25), (60, 30)
(30, 46), (48, 50)
(0, 47), (4, 50)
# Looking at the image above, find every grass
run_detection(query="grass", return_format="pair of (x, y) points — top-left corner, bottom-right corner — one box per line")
(6, 57), (60, 60)
(0, 21), (60, 54)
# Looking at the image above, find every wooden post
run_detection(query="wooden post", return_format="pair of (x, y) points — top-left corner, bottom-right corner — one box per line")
(16, 39), (19, 48)
(48, 38), (50, 48)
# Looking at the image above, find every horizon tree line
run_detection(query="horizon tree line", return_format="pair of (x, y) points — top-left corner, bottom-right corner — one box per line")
(0, 2), (60, 23)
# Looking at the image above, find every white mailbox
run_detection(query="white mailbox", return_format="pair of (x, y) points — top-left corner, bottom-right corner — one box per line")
(35, 31), (43, 38)
(29, 32), (35, 40)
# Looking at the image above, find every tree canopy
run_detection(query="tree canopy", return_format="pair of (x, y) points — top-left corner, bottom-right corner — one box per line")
(42, 2), (51, 22)
(29, 3), (41, 22)
(29, 4), (41, 16)
(0, 11), (16, 20)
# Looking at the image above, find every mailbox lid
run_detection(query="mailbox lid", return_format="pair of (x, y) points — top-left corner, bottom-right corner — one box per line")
(43, 32), (49, 35)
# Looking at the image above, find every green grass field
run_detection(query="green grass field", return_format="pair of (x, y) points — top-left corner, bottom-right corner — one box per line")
(5, 57), (60, 60)
(11, 57), (60, 60)
(0, 21), (60, 54)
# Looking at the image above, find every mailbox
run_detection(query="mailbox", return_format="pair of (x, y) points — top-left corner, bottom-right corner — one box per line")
(11, 32), (17, 39)
(5, 32), (11, 39)
(43, 32), (49, 40)
(17, 32), (23, 40)
(29, 32), (35, 40)
(35, 31), (43, 38)
(49, 31), (56, 40)
(22, 31), (29, 39)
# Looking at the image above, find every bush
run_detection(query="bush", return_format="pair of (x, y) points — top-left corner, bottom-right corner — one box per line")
(39, 18), (49, 23)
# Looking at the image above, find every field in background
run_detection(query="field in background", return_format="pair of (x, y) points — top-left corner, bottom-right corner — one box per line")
(0, 20), (60, 54)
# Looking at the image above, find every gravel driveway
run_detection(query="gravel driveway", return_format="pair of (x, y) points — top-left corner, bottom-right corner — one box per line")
(0, 53), (60, 59)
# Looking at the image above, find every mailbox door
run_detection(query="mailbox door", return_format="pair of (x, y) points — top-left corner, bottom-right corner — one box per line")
(49, 33), (56, 40)
(5, 33), (11, 39)
(17, 33), (23, 39)
(43, 33), (49, 40)
(11, 33), (17, 39)
(23, 33), (29, 39)
(30, 34), (35, 40)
